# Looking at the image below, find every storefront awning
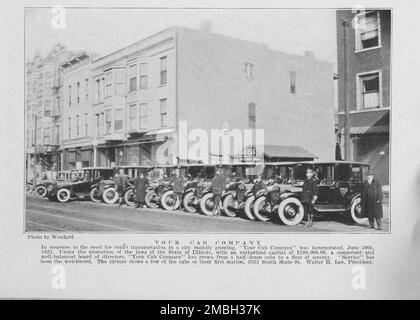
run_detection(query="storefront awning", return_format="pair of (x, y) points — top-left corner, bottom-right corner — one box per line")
(263, 145), (316, 160)
(338, 109), (389, 135)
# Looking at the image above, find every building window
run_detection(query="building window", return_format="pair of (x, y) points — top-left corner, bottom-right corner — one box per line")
(290, 71), (296, 94)
(129, 64), (137, 92)
(358, 71), (380, 109)
(355, 11), (381, 51)
(95, 79), (101, 102)
(85, 79), (89, 102)
(129, 104), (137, 130)
(95, 114), (99, 137)
(140, 63), (148, 89)
(115, 70), (125, 96)
(160, 99), (167, 127)
(100, 112), (104, 136)
(76, 82), (80, 103)
(105, 110), (111, 134)
(43, 127), (50, 145)
(68, 117), (71, 138)
(244, 63), (254, 80)
(44, 100), (51, 117)
(76, 115), (80, 136)
(105, 72), (113, 97)
(68, 85), (72, 106)
(55, 125), (60, 145)
(160, 56), (167, 86)
(84, 113), (88, 136)
(114, 109), (123, 131)
(140, 103), (148, 129)
(248, 103), (256, 129)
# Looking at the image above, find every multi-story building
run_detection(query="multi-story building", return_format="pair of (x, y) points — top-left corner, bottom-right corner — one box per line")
(58, 24), (335, 170)
(25, 44), (74, 181)
(336, 10), (391, 184)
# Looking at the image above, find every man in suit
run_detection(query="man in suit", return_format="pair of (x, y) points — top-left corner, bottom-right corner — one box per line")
(301, 168), (318, 227)
(361, 171), (383, 230)
(211, 167), (227, 215)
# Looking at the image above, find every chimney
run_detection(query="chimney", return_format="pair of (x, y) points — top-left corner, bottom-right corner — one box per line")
(304, 51), (315, 58)
(200, 20), (212, 33)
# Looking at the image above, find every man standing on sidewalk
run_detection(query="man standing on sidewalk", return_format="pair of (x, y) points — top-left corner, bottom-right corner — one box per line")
(211, 167), (226, 216)
(302, 168), (318, 227)
(171, 168), (184, 210)
(361, 171), (383, 230)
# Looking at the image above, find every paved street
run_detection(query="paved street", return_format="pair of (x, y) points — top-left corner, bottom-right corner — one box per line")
(25, 195), (390, 233)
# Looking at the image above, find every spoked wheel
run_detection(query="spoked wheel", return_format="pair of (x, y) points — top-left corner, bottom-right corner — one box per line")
(222, 194), (237, 217)
(253, 196), (271, 222)
(277, 197), (305, 225)
(200, 193), (220, 216)
(350, 197), (368, 224)
(102, 187), (119, 204)
(26, 184), (33, 193)
(124, 189), (136, 207)
(145, 191), (159, 208)
(89, 187), (102, 203)
(56, 188), (71, 203)
(35, 185), (47, 198)
(161, 190), (180, 211)
(243, 195), (256, 221)
(183, 191), (198, 213)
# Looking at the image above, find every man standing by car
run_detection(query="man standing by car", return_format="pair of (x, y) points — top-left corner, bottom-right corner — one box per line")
(170, 168), (185, 210)
(361, 171), (383, 230)
(302, 168), (318, 227)
(134, 171), (149, 208)
(114, 168), (131, 208)
(212, 167), (227, 216)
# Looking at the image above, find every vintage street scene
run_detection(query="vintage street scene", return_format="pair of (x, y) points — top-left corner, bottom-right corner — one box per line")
(25, 8), (391, 233)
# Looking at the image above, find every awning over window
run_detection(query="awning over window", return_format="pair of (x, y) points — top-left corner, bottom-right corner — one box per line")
(338, 109), (389, 135)
(263, 145), (316, 160)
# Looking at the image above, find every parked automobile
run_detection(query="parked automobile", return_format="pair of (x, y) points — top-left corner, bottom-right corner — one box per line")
(117, 166), (157, 206)
(181, 165), (216, 213)
(253, 161), (370, 225)
(252, 162), (301, 222)
(32, 170), (72, 198)
(47, 167), (115, 203)
(221, 163), (263, 218)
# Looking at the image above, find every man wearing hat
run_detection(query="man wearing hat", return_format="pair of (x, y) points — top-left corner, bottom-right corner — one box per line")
(361, 171), (383, 230)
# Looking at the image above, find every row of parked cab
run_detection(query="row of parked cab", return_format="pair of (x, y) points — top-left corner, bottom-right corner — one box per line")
(26, 160), (371, 226)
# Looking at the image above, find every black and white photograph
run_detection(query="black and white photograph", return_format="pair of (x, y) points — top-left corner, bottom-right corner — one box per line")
(3, 0), (420, 301)
(24, 7), (391, 233)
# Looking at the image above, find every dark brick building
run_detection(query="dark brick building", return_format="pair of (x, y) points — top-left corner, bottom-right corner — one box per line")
(336, 9), (391, 185)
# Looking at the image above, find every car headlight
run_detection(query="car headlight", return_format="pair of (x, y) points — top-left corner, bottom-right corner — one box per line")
(47, 185), (54, 192)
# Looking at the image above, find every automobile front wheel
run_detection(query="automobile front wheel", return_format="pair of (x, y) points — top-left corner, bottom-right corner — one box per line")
(243, 195), (256, 221)
(278, 197), (304, 225)
(124, 189), (136, 207)
(56, 188), (71, 203)
(35, 185), (47, 198)
(253, 196), (271, 222)
(222, 194), (237, 217)
(200, 193), (220, 216)
(145, 191), (159, 208)
(350, 197), (368, 224)
(161, 190), (180, 211)
(102, 187), (119, 204)
(183, 191), (198, 213)
(89, 187), (102, 203)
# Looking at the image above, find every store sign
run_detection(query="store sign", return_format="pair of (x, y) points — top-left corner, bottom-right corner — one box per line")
(234, 145), (264, 162)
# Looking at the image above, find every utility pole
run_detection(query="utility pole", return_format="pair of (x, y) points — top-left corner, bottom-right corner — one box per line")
(342, 20), (351, 160)
(33, 115), (37, 188)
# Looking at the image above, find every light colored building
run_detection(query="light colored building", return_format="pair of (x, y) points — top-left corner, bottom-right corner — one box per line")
(58, 24), (335, 169)
(25, 44), (74, 181)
